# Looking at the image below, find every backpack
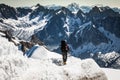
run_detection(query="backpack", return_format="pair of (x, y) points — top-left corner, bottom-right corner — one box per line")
(61, 40), (69, 52)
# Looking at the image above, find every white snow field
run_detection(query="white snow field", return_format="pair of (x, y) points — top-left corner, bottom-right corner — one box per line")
(102, 68), (120, 80)
(0, 33), (119, 80)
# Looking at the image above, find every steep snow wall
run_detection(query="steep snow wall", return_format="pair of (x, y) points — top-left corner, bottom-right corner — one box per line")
(0, 34), (29, 80)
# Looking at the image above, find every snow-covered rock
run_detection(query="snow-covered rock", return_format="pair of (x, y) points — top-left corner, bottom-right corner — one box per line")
(93, 52), (120, 69)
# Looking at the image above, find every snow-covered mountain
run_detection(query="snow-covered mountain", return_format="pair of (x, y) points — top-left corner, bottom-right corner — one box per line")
(0, 32), (119, 80)
(93, 52), (120, 69)
(112, 7), (120, 13)
(67, 3), (80, 14)
(0, 3), (120, 69)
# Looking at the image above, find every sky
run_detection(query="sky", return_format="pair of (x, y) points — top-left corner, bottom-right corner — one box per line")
(0, 0), (120, 8)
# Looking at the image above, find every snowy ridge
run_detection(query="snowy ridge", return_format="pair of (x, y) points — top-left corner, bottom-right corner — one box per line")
(45, 4), (62, 10)
(0, 33), (108, 80)
(1, 16), (48, 41)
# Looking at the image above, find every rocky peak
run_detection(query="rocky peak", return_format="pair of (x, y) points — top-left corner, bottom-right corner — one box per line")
(89, 6), (101, 14)
(17, 7), (32, 17)
(59, 7), (72, 16)
(76, 9), (85, 21)
(69, 22), (109, 49)
(67, 3), (80, 12)
(0, 4), (18, 20)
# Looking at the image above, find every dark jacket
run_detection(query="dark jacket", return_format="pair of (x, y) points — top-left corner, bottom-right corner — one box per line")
(61, 40), (69, 52)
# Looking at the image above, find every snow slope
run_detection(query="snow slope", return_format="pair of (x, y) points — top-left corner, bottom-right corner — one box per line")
(22, 45), (108, 80)
(103, 68), (120, 80)
(0, 33), (29, 80)
(0, 32), (118, 80)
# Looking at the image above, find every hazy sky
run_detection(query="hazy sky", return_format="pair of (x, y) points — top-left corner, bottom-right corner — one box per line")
(0, 0), (120, 8)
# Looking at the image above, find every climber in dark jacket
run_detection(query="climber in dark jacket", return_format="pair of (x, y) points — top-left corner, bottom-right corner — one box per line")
(60, 40), (69, 65)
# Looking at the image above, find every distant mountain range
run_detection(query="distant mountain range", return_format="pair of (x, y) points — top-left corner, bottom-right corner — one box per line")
(0, 3), (120, 69)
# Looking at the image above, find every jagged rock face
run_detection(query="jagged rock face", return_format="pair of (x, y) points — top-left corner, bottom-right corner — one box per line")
(0, 4), (17, 20)
(29, 4), (55, 21)
(17, 7), (32, 17)
(68, 23), (109, 49)
(36, 14), (67, 46)
(76, 10), (85, 23)
(29, 4), (45, 20)
(87, 6), (120, 21)
(101, 16), (120, 38)
(35, 7), (75, 46)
